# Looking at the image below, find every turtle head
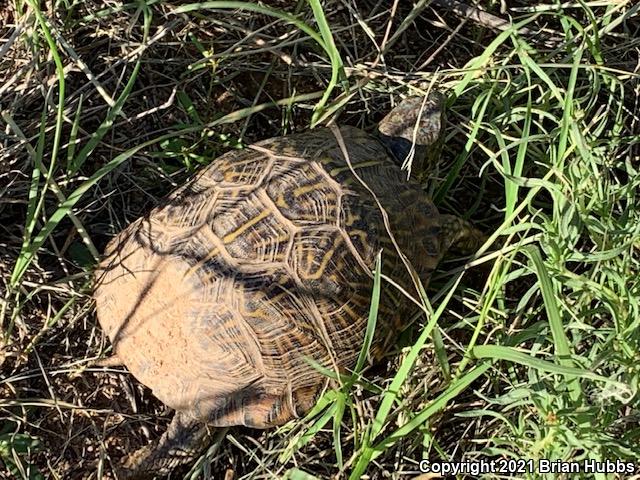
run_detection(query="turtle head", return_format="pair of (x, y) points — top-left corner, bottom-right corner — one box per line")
(376, 93), (445, 172)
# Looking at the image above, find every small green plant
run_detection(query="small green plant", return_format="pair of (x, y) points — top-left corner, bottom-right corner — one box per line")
(0, 423), (43, 480)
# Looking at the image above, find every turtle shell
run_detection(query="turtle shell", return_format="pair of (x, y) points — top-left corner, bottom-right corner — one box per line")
(94, 126), (444, 428)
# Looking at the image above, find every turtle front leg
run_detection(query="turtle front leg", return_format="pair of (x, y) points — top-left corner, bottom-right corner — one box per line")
(438, 214), (487, 256)
(117, 412), (213, 479)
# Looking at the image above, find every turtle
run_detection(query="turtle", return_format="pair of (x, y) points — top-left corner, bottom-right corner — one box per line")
(94, 93), (483, 478)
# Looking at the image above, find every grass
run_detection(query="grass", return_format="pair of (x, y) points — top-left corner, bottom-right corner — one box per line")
(1, 0), (639, 479)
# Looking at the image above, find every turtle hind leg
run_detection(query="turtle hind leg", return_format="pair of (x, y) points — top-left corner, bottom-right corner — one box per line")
(118, 412), (213, 479)
(438, 214), (487, 256)
(94, 354), (124, 368)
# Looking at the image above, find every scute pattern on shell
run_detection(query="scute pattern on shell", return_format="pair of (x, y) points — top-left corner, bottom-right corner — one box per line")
(94, 126), (444, 428)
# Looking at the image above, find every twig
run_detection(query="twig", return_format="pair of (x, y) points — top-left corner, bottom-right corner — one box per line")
(431, 0), (533, 35)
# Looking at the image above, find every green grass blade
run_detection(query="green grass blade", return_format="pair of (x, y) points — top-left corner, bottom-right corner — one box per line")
(332, 393), (345, 469)
(471, 345), (631, 397)
(353, 252), (382, 375)
(9, 8), (149, 287)
(175, 2), (326, 54)
(65, 93), (84, 173)
(434, 87), (493, 204)
(175, 2), (345, 126)
(307, 0), (345, 125)
(555, 42), (583, 168)
(350, 363), (491, 478)
(368, 272), (466, 443)
(523, 247), (573, 361)
(68, 8), (150, 174)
